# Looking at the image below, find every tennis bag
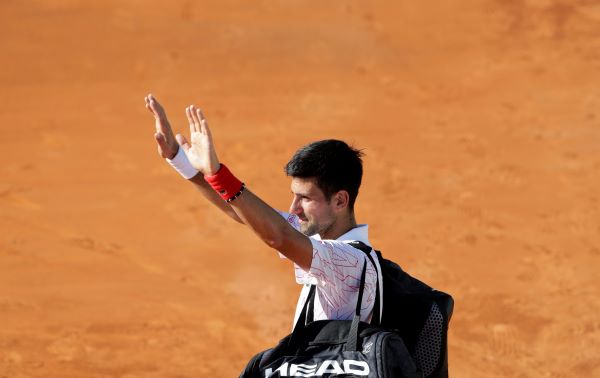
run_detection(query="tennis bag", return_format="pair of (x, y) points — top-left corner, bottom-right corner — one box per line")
(240, 241), (454, 378)
(348, 241), (454, 378)
(240, 259), (421, 378)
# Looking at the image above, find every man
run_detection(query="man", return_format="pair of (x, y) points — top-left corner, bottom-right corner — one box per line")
(144, 94), (382, 325)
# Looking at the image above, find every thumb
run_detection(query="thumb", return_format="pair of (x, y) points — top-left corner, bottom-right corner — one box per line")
(176, 133), (190, 152)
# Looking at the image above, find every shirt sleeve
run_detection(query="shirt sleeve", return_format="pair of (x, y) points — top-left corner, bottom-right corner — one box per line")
(275, 211), (378, 320)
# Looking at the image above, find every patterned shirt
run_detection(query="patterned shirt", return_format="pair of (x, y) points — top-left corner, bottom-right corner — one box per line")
(278, 212), (383, 326)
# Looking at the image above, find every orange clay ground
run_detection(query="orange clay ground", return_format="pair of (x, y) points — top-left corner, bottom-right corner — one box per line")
(1, 1), (599, 377)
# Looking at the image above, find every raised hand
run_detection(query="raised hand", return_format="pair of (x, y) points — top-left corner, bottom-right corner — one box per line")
(144, 94), (179, 159)
(179, 105), (221, 176)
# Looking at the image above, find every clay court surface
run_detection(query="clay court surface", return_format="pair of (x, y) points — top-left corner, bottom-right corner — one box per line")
(1, 1), (599, 377)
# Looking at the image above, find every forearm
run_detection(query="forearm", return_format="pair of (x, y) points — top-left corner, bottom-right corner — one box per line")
(146, 98), (312, 268)
(228, 188), (312, 270)
(188, 173), (244, 224)
(164, 144), (243, 224)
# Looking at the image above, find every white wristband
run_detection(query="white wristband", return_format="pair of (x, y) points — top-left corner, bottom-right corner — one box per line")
(166, 147), (199, 179)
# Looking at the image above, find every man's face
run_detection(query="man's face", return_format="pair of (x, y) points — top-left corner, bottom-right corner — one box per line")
(289, 177), (336, 237)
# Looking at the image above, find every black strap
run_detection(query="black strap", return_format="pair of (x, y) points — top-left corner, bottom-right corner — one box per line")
(345, 258), (368, 351)
(290, 257), (370, 352)
(347, 241), (381, 326)
(304, 242), (376, 326)
(288, 285), (316, 350)
(355, 258), (368, 317)
(306, 287), (315, 324)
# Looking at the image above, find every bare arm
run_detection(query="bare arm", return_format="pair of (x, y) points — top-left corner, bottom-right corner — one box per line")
(144, 94), (243, 224)
(188, 172), (243, 223)
(178, 102), (313, 271)
(229, 189), (313, 270)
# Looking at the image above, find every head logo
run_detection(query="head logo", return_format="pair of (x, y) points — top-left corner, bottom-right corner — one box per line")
(265, 360), (369, 377)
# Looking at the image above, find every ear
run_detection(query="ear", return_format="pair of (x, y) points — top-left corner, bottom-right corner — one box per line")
(332, 190), (350, 211)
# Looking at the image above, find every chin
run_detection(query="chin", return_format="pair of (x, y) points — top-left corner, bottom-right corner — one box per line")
(300, 224), (319, 237)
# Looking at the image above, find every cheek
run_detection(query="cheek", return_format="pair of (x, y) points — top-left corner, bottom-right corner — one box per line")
(302, 202), (316, 217)
(305, 202), (328, 220)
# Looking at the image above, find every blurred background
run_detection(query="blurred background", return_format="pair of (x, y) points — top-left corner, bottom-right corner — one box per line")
(1, 0), (599, 377)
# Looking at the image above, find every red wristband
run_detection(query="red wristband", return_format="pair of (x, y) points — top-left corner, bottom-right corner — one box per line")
(204, 164), (245, 202)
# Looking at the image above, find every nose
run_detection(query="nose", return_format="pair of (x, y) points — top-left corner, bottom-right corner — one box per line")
(289, 196), (302, 215)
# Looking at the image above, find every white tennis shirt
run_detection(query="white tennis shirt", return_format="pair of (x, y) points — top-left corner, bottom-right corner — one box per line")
(278, 212), (384, 327)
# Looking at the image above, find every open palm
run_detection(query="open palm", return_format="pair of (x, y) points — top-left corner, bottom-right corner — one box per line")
(180, 105), (221, 176)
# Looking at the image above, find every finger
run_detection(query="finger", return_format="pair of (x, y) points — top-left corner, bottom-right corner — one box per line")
(176, 133), (190, 152)
(148, 96), (167, 120)
(145, 95), (154, 110)
(145, 96), (155, 114)
(196, 108), (209, 134)
(189, 105), (201, 132)
(148, 98), (174, 138)
(185, 106), (195, 135)
(197, 109), (214, 141)
(148, 97), (159, 116)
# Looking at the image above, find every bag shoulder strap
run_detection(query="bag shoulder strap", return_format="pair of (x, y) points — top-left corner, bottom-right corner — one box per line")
(289, 258), (370, 352)
(304, 240), (377, 325)
(345, 259), (368, 352)
(346, 240), (381, 326)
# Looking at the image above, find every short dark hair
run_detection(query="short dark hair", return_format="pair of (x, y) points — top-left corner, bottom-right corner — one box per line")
(284, 140), (363, 211)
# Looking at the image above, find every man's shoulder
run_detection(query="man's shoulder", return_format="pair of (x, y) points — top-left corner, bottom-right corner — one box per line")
(330, 224), (371, 246)
(308, 238), (371, 264)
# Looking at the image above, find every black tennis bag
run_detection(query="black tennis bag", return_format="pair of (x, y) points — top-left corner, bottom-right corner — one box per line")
(349, 241), (453, 378)
(240, 242), (454, 378)
(240, 259), (421, 378)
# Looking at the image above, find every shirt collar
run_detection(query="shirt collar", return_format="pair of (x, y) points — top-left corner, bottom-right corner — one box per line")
(313, 224), (370, 246)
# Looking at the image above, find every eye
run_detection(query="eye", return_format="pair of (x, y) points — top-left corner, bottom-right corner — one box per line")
(295, 195), (307, 202)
